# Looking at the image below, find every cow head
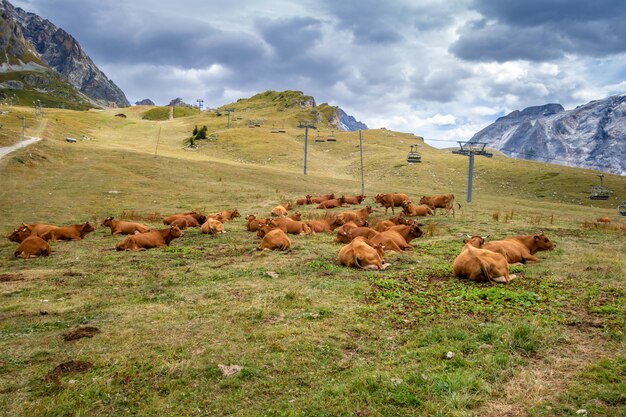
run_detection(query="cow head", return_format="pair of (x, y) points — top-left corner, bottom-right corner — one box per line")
(358, 195), (366, 203)
(290, 212), (302, 221)
(8, 225), (32, 243)
(257, 225), (273, 238)
(409, 224), (424, 239)
(82, 222), (96, 233)
(335, 230), (352, 243)
(101, 216), (114, 227)
(339, 195), (346, 203)
(231, 209), (241, 219)
(246, 214), (256, 221)
(463, 235), (488, 248)
(534, 231), (555, 251)
(363, 205), (373, 215)
(355, 219), (369, 227)
(419, 196), (428, 205)
(170, 225), (184, 238)
(374, 194), (384, 203)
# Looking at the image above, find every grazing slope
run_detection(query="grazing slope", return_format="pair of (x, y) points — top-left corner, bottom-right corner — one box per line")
(0, 97), (624, 417)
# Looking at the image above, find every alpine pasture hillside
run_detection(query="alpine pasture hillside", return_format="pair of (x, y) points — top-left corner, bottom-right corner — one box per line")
(0, 93), (624, 417)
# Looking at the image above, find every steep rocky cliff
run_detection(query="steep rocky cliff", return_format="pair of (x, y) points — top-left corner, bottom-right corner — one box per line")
(0, 0), (128, 107)
(470, 95), (626, 175)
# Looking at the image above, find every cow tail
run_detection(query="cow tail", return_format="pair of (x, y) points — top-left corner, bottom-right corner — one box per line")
(476, 256), (496, 283)
(354, 256), (364, 269)
(457, 202), (462, 210)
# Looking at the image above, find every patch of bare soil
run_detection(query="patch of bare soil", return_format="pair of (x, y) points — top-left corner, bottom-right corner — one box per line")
(0, 273), (23, 282)
(63, 326), (100, 341)
(46, 360), (93, 382)
(63, 271), (84, 277)
(474, 328), (606, 417)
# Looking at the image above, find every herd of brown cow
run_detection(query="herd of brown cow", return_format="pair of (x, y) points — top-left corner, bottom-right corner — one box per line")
(6, 192), (556, 284)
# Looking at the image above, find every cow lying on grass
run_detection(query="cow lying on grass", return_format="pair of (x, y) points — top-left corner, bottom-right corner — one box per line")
(402, 201), (433, 217)
(201, 218), (225, 235)
(257, 228), (291, 251)
(41, 222), (95, 242)
(338, 236), (388, 270)
(14, 235), (52, 259)
(163, 212), (207, 225)
(337, 206), (373, 224)
(246, 215), (270, 232)
(453, 235), (514, 283)
(101, 217), (150, 235)
(8, 223), (56, 242)
(116, 226), (184, 251)
(483, 231), (555, 264)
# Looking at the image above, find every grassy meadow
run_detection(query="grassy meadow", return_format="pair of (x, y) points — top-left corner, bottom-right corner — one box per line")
(0, 94), (624, 416)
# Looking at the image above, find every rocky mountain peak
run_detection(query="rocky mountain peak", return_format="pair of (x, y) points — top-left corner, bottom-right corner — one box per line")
(0, 0), (129, 107)
(469, 95), (626, 175)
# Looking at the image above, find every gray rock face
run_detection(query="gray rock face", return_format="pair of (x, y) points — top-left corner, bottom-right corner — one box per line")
(470, 96), (626, 175)
(135, 98), (155, 106)
(338, 108), (368, 131)
(1, 0), (129, 107)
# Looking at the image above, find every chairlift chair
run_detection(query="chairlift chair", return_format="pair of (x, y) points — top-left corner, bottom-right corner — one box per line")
(589, 174), (613, 200)
(271, 125), (279, 133)
(315, 132), (325, 143)
(327, 130), (336, 142)
(618, 201), (626, 216)
(407, 144), (422, 164)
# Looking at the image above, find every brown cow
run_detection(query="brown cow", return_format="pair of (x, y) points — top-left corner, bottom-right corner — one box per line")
(482, 231), (555, 264)
(337, 206), (373, 224)
(271, 205), (290, 217)
(338, 236), (388, 270)
(311, 194), (335, 204)
(101, 217), (150, 235)
(257, 228), (291, 251)
(597, 216), (611, 223)
(8, 225), (37, 243)
(219, 209), (240, 222)
(9, 223), (57, 242)
(306, 216), (341, 233)
(41, 222), (95, 242)
(201, 218), (225, 235)
(287, 212), (302, 221)
(402, 201), (434, 217)
(374, 193), (410, 214)
(336, 226), (379, 244)
(269, 218), (312, 235)
(344, 195), (366, 205)
(116, 226), (184, 251)
(246, 215), (270, 232)
(317, 196), (346, 209)
(14, 235), (52, 259)
(419, 194), (459, 216)
(163, 211), (207, 225)
(170, 216), (200, 229)
(296, 195), (313, 205)
(453, 236), (514, 283)
(370, 224), (423, 252)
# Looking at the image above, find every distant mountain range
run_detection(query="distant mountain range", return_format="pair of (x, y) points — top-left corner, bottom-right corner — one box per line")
(470, 94), (626, 175)
(0, 0), (128, 107)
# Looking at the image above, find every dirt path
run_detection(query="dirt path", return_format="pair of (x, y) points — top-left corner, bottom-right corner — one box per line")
(0, 136), (42, 160)
(168, 106), (174, 120)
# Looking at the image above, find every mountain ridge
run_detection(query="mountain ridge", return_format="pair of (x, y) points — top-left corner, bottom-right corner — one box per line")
(0, 0), (128, 107)
(469, 95), (626, 175)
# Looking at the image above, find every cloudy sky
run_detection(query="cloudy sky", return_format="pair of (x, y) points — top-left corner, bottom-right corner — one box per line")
(13, 0), (626, 145)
